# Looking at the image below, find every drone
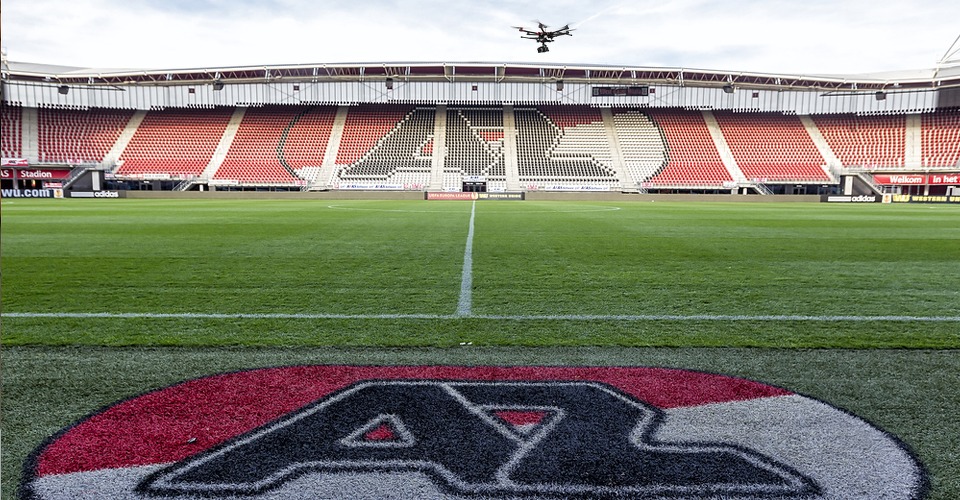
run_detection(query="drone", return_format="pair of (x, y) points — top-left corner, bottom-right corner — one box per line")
(513, 22), (574, 53)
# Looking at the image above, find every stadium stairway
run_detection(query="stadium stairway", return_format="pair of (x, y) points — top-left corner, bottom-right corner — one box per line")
(644, 110), (733, 189)
(608, 109), (667, 190)
(37, 108), (132, 164)
(103, 110), (147, 170)
(702, 110), (747, 183)
(798, 114), (841, 181)
(17, 107), (39, 162)
(307, 106), (349, 190)
(601, 107), (634, 190)
(713, 111), (831, 184)
(905, 114), (923, 168)
(812, 114), (906, 169)
(447, 107), (507, 182)
(514, 106), (620, 190)
(428, 105), (448, 191)
(201, 107), (247, 181)
(502, 105), (522, 191)
(333, 106), (434, 187)
(115, 107), (234, 179)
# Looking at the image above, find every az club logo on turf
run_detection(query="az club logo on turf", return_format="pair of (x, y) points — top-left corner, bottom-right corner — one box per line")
(23, 366), (927, 499)
(140, 381), (815, 498)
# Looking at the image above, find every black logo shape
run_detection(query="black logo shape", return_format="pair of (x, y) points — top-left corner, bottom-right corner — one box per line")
(139, 381), (818, 498)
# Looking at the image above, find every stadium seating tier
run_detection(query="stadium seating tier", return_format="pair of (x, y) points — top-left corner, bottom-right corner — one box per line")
(515, 107), (619, 188)
(38, 108), (133, 164)
(714, 111), (830, 182)
(1, 105), (23, 158)
(215, 105), (335, 185)
(921, 109), (960, 168)
(813, 114), (906, 169)
(117, 108), (234, 178)
(645, 110), (732, 186)
(11, 105), (959, 190)
(334, 106), (434, 188)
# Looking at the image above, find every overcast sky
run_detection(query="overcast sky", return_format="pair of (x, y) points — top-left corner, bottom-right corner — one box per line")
(2, 0), (958, 75)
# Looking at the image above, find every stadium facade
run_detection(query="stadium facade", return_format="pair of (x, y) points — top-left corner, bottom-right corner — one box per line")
(2, 58), (959, 197)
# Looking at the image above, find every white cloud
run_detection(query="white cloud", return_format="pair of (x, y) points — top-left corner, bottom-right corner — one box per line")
(2, 0), (957, 74)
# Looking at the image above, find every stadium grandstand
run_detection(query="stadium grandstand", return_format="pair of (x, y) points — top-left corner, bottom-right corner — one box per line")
(2, 55), (959, 197)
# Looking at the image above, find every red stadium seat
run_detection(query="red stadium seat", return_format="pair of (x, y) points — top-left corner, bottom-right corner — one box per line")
(214, 105), (335, 185)
(117, 108), (234, 178)
(812, 114), (906, 169)
(646, 110), (732, 186)
(714, 111), (829, 182)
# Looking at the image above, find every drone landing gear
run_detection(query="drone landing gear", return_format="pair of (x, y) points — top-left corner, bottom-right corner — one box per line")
(537, 44), (550, 53)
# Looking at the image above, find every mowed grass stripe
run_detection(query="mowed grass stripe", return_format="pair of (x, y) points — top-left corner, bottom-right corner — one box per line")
(4, 314), (959, 348)
(472, 201), (960, 318)
(2, 199), (959, 348)
(4, 312), (959, 321)
(1, 199), (473, 315)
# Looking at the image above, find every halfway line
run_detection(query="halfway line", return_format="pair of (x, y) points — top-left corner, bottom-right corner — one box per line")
(456, 200), (477, 317)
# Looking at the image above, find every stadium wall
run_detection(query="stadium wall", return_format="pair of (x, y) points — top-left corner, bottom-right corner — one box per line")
(120, 190), (821, 202)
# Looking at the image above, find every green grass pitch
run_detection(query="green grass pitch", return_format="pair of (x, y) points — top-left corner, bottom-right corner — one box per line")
(2, 198), (959, 498)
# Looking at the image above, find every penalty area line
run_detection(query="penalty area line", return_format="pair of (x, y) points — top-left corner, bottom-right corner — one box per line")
(3, 312), (959, 322)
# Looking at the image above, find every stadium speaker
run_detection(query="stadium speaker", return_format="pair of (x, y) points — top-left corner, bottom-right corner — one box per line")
(722, 84), (734, 94)
(58, 85), (69, 95)
(213, 80), (225, 91)
(556, 80), (564, 91)
(875, 91), (886, 101)
(386, 78), (394, 90)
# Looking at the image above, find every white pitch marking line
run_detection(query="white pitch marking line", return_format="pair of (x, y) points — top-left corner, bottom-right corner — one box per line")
(456, 200), (477, 317)
(3, 312), (959, 322)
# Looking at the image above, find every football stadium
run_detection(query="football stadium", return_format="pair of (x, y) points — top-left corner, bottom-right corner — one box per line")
(2, 28), (960, 499)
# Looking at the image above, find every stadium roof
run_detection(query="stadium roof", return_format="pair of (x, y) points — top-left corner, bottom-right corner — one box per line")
(4, 60), (960, 94)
